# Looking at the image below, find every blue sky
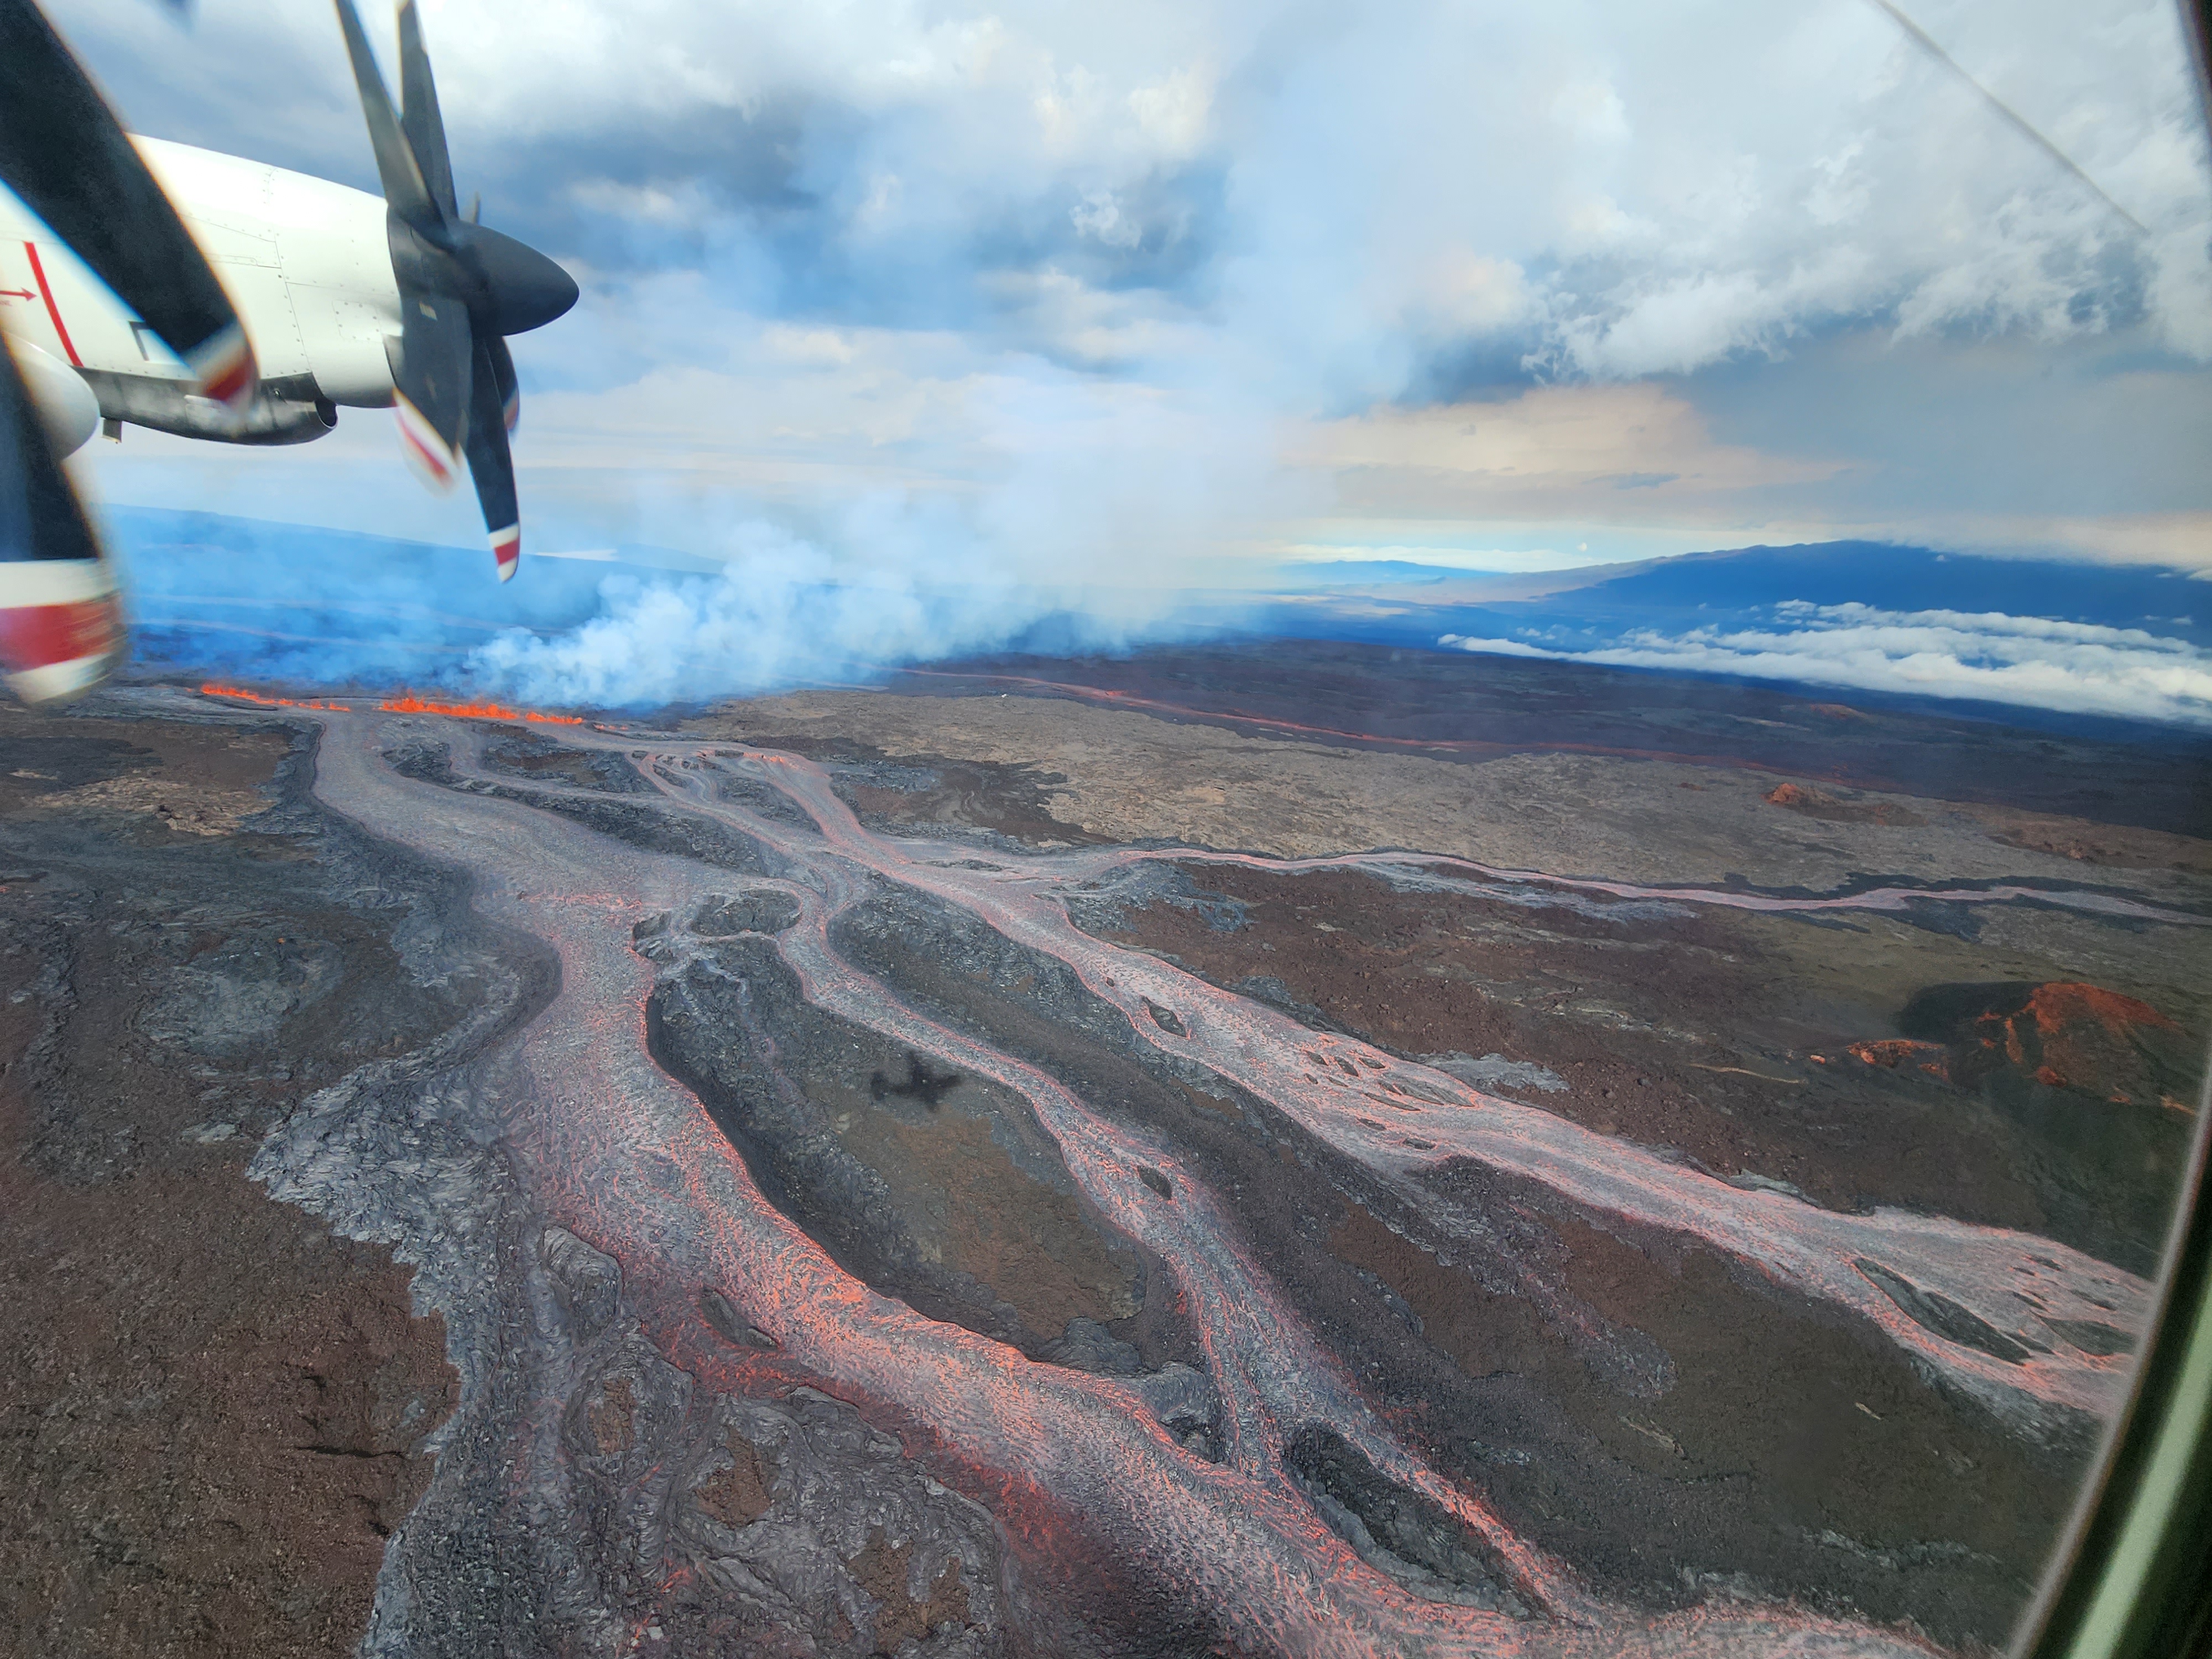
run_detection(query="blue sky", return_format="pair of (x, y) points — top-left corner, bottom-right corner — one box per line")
(26, 0), (2212, 715)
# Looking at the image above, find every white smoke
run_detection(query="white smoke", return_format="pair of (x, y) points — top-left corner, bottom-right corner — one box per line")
(463, 521), (1217, 707)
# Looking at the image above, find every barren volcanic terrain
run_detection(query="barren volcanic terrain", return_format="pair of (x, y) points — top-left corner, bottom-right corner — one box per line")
(3, 649), (2206, 1658)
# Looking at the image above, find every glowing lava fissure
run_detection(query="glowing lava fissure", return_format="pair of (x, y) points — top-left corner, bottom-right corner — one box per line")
(294, 707), (2182, 1656)
(379, 692), (585, 724)
(200, 681), (352, 711)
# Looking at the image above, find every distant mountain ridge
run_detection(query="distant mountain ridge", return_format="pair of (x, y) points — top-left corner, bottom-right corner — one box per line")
(1269, 542), (2208, 643)
(93, 508), (2211, 729)
(1553, 542), (2206, 637)
(1238, 540), (2212, 734)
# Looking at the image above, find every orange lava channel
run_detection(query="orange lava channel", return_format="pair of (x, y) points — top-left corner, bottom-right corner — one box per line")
(378, 692), (583, 725)
(200, 682), (351, 712)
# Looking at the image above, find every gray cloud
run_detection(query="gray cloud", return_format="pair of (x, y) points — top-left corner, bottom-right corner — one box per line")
(46, 0), (2212, 385)
(35, 0), (2212, 687)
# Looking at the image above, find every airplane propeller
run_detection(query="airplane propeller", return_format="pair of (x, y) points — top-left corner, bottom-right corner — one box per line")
(332, 0), (576, 581)
(0, 0), (261, 705)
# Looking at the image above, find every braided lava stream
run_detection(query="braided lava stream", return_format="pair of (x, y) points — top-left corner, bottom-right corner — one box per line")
(621, 740), (2160, 1429)
(305, 709), (2178, 1656)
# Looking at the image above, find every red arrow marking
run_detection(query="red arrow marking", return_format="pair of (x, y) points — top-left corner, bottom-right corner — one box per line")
(23, 242), (80, 366)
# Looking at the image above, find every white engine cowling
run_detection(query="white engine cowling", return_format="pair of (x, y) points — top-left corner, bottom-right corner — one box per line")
(9, 337), (101, 457)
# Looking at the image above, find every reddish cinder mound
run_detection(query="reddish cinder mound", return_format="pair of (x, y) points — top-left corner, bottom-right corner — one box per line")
(1901, 980), (2193, 1110)
(2015, 984), (2180, 1100)
(1763, 781), (1925, 827)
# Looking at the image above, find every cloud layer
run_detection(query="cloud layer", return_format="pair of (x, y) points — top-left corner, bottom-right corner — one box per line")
(40, 0), (2212, 701)
(1443, 599), (2212, 726)
(56, 0), (2212, 393)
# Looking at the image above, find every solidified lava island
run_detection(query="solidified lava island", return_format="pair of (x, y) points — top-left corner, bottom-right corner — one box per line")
(3, 648), (2208, 1658)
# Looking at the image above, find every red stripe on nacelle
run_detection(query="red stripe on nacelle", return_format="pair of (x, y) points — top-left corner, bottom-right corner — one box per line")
(0, 597), (117, 672)
(23, 242), (80, 367)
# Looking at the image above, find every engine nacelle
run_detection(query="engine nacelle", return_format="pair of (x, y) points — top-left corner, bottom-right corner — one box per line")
(77, 368), (337, 446)
(9, 338), (100, 457)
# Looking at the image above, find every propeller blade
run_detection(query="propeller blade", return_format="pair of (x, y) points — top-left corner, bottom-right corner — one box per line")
(0, 0), (255, 411)
(395, 0), (458, 221)
(465, 191), (481, 225)
(0, 340), (123, 703)
(463, 338), (519, 581)
(484, 333), (519, 433)
(384, 298), (471, 491)
(331, 0), (440, 234)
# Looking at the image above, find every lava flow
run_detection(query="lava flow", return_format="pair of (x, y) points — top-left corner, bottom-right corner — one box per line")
(270, 709), (2188, 1657)
(200, 681), (352, 711)
(378, 692), (585, 724)
(638, 747), (2158, 1430)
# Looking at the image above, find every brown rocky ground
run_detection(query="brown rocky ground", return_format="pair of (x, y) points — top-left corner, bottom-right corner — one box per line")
(723, 731), (1105, 849)
(881, 644), (2212, 840)
(690, 672), (2209, 1276)
(0, 704), (461, 1659)
(1958, 805), (2212, 875)
(1328, 1193), (2071, 1623)
(689, 686), (2212, 933)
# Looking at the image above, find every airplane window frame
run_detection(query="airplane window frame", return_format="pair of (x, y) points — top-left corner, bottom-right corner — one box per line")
(2, 0), (2210, 1652)
(2009, 9), (2212, 1652)
(2018, 1088), (2212, 1657)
